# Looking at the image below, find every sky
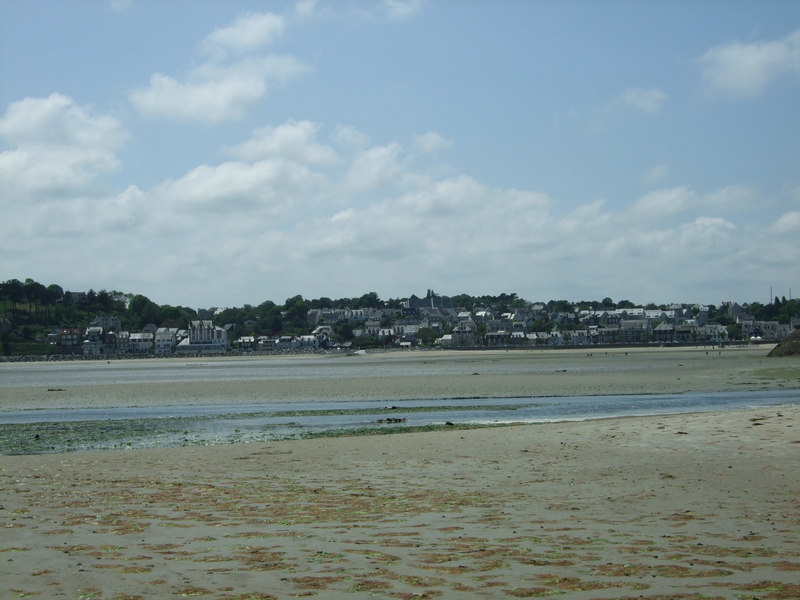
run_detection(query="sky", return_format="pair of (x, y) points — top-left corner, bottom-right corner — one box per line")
(1, 1), (799, 309)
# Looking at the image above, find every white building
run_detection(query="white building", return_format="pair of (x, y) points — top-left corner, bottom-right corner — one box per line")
(82, 326), (104, 355)
(256, 335), (298, 351)
(116, 331), (130, 353)
(129, 332), (154, 353)
(695, 323), (730, 344)
(298, 335), (320, 350)
(176, 320), (229, 353)
(565, 329), (589, 345)
(154, 327), (179, 354)
(90, 315), (122, 332)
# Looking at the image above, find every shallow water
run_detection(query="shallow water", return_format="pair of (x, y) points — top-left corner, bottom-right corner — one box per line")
(2, 388), (798, 425)
(1, 390), (798, 454)
(2, 354), (797, 453)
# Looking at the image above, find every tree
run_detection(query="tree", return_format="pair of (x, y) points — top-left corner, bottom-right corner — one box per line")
(24, 279), (46, 319)
(264, 312), (283, 334)
(727, 323), (742, 341)
(416, 327), (438, 345)
(333, 319), (354, 341)
(127, 294), (151, 317)
(282, 296), (310, 334)
(258, 299), (275, 310)
(356, 292), (383, 309)
(127, 294), (161, 330)
(548, 299), (573, 313)
(311, 297), (333, 309)
(0, 281), (7, 320)
(159, 305), (193, 329)
(96, 290), (112, 312)
(43, 284), (64, 322)
(530, 319), (549, 332)
(85, 289), (98, 321)
(56, 290), (77, 325)
(5, 279), (24, 321)
(451, 294), (475, 311)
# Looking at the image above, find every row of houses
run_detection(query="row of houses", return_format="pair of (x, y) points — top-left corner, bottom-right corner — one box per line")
(308, 299), (798, 346)
(48, 295), (799, 354)
(237, 328), (333, 352)
(435, 321), (735, 347)
(51, 320), (228, 355)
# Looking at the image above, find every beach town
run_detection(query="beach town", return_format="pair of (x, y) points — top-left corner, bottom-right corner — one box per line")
(22, 291), (800, 358)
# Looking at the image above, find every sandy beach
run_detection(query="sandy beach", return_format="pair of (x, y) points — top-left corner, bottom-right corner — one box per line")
(2, 346), (800, 599)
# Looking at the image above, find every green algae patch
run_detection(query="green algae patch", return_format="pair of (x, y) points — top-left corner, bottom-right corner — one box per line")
(0, 415), (514, 455)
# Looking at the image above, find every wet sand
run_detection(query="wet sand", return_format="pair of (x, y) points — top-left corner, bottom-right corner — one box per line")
(2, 346), (800, 599)
(1, 345), (797, 411)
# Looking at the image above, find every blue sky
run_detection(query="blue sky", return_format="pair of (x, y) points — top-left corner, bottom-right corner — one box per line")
(1, 1), (799, 308)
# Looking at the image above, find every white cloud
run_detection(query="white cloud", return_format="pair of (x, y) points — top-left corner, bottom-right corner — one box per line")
(346, 143), (404, 190)
(202, 12), (285, 57)
(295, 0), (320, 19)
(630, 186), (694, 218)
(381, 0), (424, 21)
(663, 216), (741, 273)
(413, 131), (453, 153)
(2, 109), (795, 306)
(290, 175), (544, 267)
(130, 73), (263, 122)
(351, 0), (424, 21)
(701, 27), (800, 97)
(641, 164), (670, 185)
(0, 93), (123, 147)
(243, 174), (765, 305)
(770, 211), (800, 235)
(129, 13), (308, 122)
(109, 0), (132, 11)
(333, 124), (370, 148)
(702, 184), (760, 211)
(226, 120), (339, 165)
(331, 208), (355, 222)
(130, 56), (308, 122)
(630, 184), (758, 220)
(590, 87), (668, 132)
(616, 88), (669, 115)
(680, 215), (736, 240)
(0, 94), (126, 197)
(152, 158), (322, 218)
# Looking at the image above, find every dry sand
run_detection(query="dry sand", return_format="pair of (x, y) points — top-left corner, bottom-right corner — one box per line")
(2, 346), (800, 599)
